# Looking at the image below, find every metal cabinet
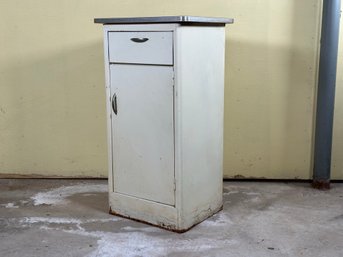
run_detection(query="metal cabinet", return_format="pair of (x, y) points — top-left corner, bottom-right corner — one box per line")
(111, 64), (175, 205)
(95, 16), (233, 232)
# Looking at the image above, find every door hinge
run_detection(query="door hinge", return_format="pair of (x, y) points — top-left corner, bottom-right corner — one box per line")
(173, 180), (176, 192)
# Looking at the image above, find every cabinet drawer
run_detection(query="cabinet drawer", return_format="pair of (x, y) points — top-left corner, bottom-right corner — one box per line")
(108, 31), (173, 65)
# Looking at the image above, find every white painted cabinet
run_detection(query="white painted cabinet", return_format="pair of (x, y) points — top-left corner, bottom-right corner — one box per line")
(95, 16), (233, 232)
(111, 64), (175, 205)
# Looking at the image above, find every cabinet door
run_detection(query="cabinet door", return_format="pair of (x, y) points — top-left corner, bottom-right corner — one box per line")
(110, 64), (175, 206)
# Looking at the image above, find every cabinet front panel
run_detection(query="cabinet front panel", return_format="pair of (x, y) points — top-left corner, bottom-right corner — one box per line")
(108, 32), (173, 65)
(110, 64), (175, 206)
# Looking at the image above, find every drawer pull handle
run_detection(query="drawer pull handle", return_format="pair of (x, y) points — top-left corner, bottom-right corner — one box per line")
(130, 37), (149, 43)
(112, 93), (117, 115)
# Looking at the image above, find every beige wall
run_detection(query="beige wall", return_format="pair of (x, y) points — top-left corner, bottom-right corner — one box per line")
(0, 0), (341, 179)
(332, 15), (343, 180)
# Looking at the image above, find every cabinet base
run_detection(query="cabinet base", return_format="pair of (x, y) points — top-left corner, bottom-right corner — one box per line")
(109, 205), (223, 233)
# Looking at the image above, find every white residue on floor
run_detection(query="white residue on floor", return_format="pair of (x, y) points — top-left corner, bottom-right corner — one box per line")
(78, 229), (236, 257)
(223, 190), (239, 195)
(19, 216), (120, 225)
(17, 213), (236, 257)
(1, 202), (19, 208)
(18, 216), (121, 231)
(121, 226), (159, 233)
(30, 184), (107, 206)
(199, 212), (233, 227)
(244, 192), (261, 196)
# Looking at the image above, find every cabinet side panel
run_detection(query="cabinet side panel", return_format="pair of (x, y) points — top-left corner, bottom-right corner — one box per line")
(103, 27), (114, 195)
(176, 26), (225, 229)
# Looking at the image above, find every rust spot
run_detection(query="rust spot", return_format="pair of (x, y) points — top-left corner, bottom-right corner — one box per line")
(109, 205), (223, 233)
(312, 179), (330, 190)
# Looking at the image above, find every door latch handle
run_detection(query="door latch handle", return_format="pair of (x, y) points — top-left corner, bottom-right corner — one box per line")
(112, 93), (117, 115)
(130, 37), (149, 43)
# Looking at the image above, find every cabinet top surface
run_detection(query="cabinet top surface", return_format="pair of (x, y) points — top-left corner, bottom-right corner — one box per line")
(94, 16), (234, 25)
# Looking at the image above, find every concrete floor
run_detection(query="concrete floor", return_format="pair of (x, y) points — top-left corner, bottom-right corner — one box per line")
(0, 180), (342, 257)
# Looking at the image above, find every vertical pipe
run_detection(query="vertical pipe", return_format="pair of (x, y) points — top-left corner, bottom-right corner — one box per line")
(313, 0), (341, 189)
